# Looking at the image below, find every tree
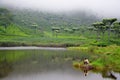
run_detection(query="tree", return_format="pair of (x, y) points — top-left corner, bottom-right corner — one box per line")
(31, 23), (38, 33)
(0, 8), (13, 28)
(100, 26), (106, 39)
(92, 22), (105, 41)
(113, 22), (120, 38)
(51, 27), (60, 37)
(87, 27), (94, 34)
(102, 18), (117, 40)
(72, 27), (79, 33)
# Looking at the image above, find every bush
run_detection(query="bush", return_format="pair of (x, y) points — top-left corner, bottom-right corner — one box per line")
(91, 42), (110, 47)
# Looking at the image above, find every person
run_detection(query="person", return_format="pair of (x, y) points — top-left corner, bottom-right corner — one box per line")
(83, 58), (89, 76)
(83, 58), (89, 65)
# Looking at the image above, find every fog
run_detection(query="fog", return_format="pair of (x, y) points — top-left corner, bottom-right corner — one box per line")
(0, 0), (120, 17)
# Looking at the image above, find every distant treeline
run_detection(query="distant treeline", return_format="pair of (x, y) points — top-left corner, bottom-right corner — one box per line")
(11, 8), (99, 30)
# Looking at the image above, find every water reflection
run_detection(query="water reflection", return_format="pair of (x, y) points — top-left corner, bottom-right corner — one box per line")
(0, 60), (13, 78)
(74, 63), (117, 80)
(0, 49), (119, 80)
(101, 70), (117, 79)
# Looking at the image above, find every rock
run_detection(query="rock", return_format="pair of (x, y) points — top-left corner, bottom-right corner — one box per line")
(80, 64), (94, 71)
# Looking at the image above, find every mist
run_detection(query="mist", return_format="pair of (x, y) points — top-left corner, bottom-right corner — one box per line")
(0, 0), (120, 17)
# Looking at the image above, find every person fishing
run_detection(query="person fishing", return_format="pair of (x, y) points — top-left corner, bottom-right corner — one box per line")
(83, 58), (89, 76)
(83, 58), (89, 65)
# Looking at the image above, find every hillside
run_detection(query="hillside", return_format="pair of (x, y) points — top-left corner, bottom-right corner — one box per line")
(11, 9), (99, 31)
(0, 8), (101, 46)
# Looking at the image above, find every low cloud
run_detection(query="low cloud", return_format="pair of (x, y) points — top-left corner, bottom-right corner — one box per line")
(0, 0), (120, 17)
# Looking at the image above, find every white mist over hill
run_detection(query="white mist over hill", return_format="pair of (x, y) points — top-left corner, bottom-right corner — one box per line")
(0, 0), (120, 17)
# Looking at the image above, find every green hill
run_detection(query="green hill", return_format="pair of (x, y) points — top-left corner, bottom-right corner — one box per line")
(11, 9), (99, 31)
(0, 24), (27, 36)
(0, 8), (100, 46)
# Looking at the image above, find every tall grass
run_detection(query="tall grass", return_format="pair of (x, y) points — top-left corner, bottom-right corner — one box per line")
(69, 45), (120, 72)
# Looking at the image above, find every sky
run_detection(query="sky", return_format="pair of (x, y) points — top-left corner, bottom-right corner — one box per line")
(0, 0), (120, 17)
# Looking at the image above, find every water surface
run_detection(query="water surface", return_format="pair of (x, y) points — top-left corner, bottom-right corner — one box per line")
(0, 47), (118, 80)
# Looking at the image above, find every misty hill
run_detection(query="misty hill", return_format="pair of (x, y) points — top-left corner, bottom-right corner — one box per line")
(11, 9), (99, 31)
(0, 7), (100, 38)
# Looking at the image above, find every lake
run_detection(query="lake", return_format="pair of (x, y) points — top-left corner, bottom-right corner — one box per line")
(0, 47), (119, 80)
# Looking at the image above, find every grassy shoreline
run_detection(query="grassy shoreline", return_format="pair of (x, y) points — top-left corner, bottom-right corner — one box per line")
(0, 41), (81, 47)
(69, 45), (120, 72)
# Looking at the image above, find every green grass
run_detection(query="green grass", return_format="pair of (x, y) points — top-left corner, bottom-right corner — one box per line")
(70, 45), (120, 72)
(0, 25), (89, 47)
(0, 25), (28, 36)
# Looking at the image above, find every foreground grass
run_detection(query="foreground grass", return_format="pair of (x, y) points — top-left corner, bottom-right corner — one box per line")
(69, 45), (120, 72)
